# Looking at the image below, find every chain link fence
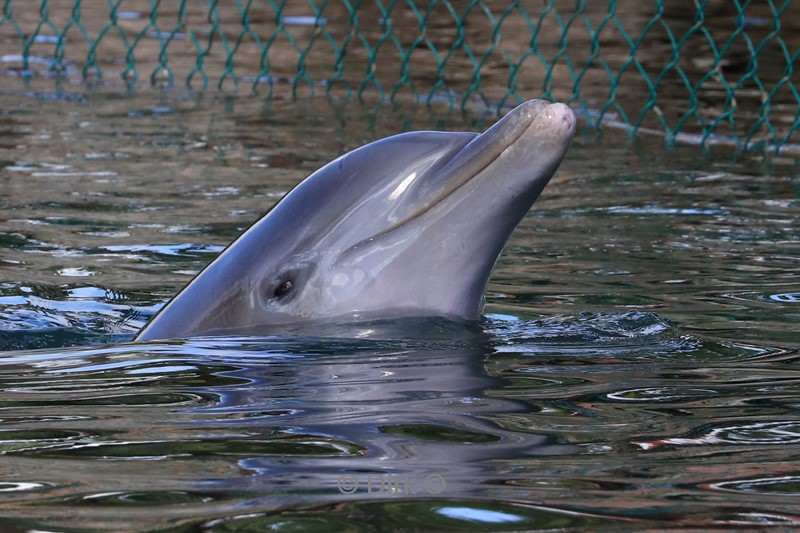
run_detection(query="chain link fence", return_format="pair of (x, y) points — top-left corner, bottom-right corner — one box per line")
(1, 1), (797, 151)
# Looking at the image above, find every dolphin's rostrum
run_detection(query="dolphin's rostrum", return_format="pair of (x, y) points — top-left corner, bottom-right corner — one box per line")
(136, 99), (576, 340)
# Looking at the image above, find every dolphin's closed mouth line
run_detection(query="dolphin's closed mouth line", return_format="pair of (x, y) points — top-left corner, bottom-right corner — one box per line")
(334, 104), (545, 263)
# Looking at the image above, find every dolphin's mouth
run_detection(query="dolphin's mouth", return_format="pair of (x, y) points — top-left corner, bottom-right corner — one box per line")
(336, 101), (572, 262)
(413, 99), (553, 208)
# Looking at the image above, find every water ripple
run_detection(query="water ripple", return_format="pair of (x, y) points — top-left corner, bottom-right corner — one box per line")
(488, 311), (702, 361)
(708, 475), (800, 495)
(636, 420), (800, 449)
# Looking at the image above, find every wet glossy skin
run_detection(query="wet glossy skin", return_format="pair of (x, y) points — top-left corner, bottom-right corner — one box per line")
(136, 100), (576, 340)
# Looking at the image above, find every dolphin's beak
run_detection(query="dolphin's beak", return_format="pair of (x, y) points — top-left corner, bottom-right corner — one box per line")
(432, 100), (575, 201)
(338, 101), (576, 258)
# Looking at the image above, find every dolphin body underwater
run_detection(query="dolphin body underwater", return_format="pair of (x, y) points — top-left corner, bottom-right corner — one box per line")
(136, 99), (576, 341)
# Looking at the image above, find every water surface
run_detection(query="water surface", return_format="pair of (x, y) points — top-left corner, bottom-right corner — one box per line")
(0, 92), (799, 530)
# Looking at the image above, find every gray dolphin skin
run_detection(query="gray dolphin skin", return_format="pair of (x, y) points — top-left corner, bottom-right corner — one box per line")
(135, 99), (576, 340)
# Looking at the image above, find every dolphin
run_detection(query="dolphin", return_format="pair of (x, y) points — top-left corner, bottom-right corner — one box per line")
(136, 99), (576, 341)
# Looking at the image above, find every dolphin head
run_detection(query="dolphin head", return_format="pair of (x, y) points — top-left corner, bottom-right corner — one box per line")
(136, 100), (576, 340)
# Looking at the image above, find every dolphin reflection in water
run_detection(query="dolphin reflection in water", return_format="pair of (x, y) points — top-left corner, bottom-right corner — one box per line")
(136, 99), (576, 341)
(208, 333), (579, 506)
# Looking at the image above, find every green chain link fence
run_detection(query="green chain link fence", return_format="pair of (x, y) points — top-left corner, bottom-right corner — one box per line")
(1, 1), (797, 151)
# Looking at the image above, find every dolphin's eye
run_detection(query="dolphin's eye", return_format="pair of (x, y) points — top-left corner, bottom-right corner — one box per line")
(273, 280), (293, 299)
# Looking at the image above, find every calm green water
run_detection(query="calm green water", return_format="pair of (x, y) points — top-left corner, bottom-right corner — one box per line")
(0, 91), (799, 531)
